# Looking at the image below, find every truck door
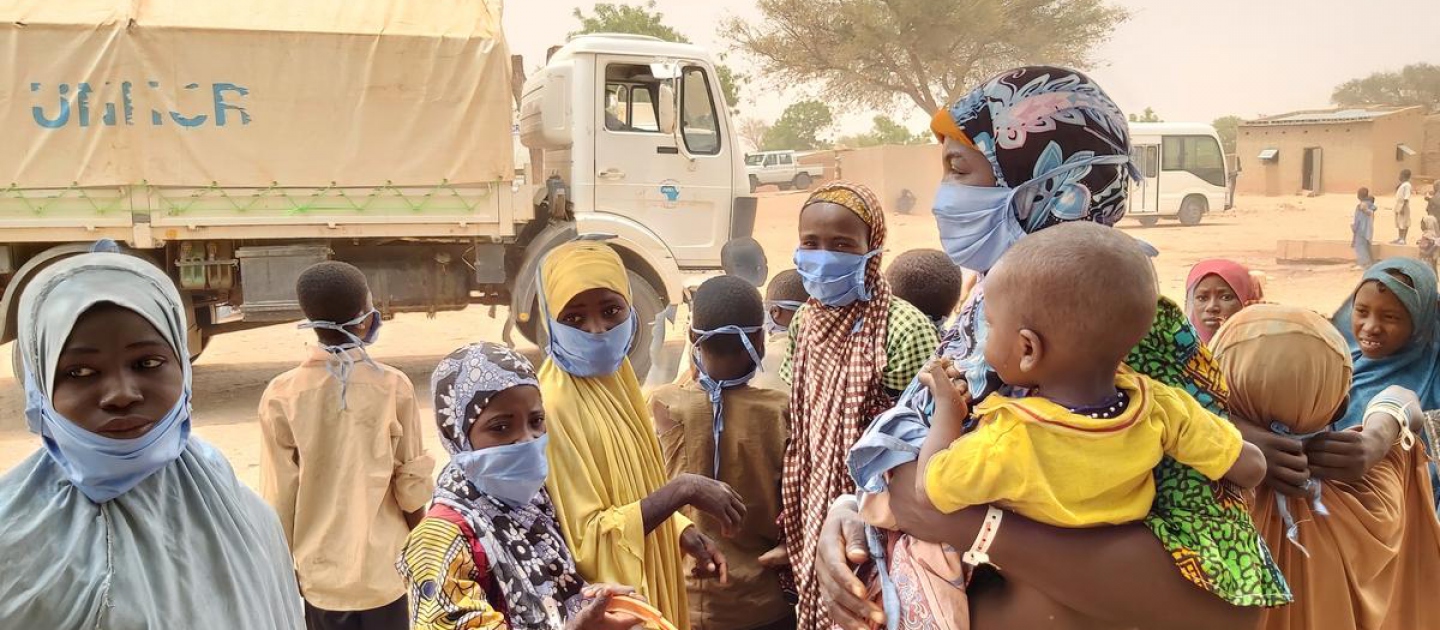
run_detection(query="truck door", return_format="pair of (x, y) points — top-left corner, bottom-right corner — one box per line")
(593, 58), (732, 267)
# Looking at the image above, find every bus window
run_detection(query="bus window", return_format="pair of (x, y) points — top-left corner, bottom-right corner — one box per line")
(1162, 136), (1225, 187)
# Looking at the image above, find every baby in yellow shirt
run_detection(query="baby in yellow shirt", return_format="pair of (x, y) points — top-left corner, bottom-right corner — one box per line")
(915, 222), (1266, 528)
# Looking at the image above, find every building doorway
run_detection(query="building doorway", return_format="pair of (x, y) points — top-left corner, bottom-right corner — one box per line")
(1302, 147), (1323, 192)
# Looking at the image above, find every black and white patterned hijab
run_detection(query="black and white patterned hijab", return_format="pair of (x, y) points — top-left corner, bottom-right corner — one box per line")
(428, 343), (583, 629)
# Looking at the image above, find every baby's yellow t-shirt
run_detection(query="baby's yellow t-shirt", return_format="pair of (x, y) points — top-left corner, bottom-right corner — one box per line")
(923, 369), (1242, 527)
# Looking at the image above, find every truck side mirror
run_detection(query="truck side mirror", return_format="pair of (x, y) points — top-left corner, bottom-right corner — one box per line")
(657, 83), (677, 136)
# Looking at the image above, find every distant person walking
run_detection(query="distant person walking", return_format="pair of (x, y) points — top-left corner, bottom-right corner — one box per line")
(1354, 187), (1377, 268)
(1392, 169), (1414, 245)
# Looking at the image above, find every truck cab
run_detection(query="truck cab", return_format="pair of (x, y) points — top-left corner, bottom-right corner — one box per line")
(521, 35), (755, 271)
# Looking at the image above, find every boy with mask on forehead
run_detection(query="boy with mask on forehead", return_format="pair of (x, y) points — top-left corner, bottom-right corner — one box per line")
(651, 275), (795, 630)
(259, 261), (436, 630)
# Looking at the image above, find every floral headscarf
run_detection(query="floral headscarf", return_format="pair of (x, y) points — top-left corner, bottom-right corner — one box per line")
(427, 343), (584, 630)
(931, 66), (1135, 231)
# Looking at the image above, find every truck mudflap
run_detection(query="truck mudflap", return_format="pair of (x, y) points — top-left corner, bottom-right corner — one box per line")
(731, 196), (758, 240)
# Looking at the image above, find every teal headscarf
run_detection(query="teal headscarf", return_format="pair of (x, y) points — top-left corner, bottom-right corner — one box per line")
(1333, 257), (1440, 430)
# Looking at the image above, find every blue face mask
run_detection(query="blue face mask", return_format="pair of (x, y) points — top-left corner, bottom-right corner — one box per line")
(932, 154), (1137, 273)
(298, 307), (382, 409)
(25, 377), (192, 503)
(794, 248), (879, 307)
(692, 325), (763, 477)
(547, 308), (636, 378)
(764, 300), (804, 335)
(451, 434), (550, 506)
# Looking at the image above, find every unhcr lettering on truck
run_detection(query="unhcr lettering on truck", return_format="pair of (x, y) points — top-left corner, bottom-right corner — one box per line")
(30, 81), (251, 129)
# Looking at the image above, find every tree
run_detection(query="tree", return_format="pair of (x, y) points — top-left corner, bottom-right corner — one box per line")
(1212, 115), (1242, 155)
(763, 101), (834, 151)
(572, 1), (745, 111)
(738, 117), (773, 152)
(1332, 63), (1440, 113)
(1127, 107), (1162, 123)
(727, 0), (1129, 116)
(836, 115), (930, 148)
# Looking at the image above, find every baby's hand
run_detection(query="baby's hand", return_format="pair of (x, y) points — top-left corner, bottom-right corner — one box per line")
(919, 360), (969, 415)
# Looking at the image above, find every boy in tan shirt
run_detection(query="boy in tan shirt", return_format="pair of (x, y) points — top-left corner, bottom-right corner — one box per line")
(259, 261), (435, 630)
(652, 275), (794, 630)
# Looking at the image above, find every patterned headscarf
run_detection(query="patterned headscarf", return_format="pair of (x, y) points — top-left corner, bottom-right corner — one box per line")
(783, 181), (894, 630)
(931, 66), (1135, 231)
(427, 343), (584, 630)
(930, 66), (1136, 395)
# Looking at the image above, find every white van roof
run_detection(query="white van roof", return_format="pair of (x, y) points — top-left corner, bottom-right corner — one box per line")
(1127, 122), (1217, 137)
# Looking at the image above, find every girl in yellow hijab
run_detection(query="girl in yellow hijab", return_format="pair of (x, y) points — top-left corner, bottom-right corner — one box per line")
(1213, 304), (1440, 630)
(537, 240), (747, 630)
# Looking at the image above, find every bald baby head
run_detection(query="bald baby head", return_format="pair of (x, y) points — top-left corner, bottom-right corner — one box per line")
(987, 222), (1158, 372)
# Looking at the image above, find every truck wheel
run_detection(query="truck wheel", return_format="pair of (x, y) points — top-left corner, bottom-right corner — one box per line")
(749, 175), (761, 193)
(793, 172), (813, 191)
(624, 270), (662, 382)
(1136, 216), (1160, 227)
(524, 270), (661, 382)
(1178, 196), (1207, 226)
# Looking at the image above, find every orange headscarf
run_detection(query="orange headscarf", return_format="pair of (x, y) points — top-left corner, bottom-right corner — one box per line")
(1213, 304), (1440, 630)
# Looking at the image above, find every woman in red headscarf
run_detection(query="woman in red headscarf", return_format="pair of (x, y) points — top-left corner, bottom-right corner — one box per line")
(1186, 259), (1264, 345)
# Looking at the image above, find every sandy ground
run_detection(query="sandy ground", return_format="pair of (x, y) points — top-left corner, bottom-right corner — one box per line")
(0, 192), (1401, 488)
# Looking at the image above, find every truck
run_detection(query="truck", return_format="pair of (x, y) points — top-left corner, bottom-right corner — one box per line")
(1, 0), (760, 380)
(745, 150), (825, 192)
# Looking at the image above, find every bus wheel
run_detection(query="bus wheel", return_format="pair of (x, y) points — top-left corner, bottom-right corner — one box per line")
(1136, 216), (1160, 227)
(1179, 196), (1207, 226)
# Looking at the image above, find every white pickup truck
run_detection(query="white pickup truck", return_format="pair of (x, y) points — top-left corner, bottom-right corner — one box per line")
(0, 1), (760, 381)
(745, 150), (825, 191)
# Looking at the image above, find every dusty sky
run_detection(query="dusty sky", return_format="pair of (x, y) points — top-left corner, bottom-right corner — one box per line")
(504, 0), (1438, 134)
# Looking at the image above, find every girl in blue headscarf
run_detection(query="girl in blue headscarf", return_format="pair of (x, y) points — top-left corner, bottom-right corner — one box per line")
(0, 251), (304, 627)
(1329, 258), (1440, 506)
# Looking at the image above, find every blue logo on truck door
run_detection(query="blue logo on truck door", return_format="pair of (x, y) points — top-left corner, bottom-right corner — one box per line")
(660, 181), (680, 208)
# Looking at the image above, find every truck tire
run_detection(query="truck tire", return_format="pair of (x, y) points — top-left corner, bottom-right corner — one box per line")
(1178, 196), (1207, 226)
(525, 270), (661, 382)
(794, 172), (813, 191)
(749, 175), (761, 193)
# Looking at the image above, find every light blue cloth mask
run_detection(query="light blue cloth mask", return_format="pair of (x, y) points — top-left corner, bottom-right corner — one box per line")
(764, 300), (805, 335)
(692, 324), (763, 477)
(298, 307), (382, 409)
(451, 435), (551, 507)
(794, 248), (880, 307)
(932, 154), (1138, 273)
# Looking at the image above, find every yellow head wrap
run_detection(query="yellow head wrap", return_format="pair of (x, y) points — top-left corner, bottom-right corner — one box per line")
(540, 241), (631, 316)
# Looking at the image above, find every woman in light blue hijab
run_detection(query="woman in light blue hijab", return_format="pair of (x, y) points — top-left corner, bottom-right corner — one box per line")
(0, 249), (304, 628)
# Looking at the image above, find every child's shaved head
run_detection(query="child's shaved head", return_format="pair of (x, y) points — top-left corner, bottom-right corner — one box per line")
(987, 222), (1158, 370)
